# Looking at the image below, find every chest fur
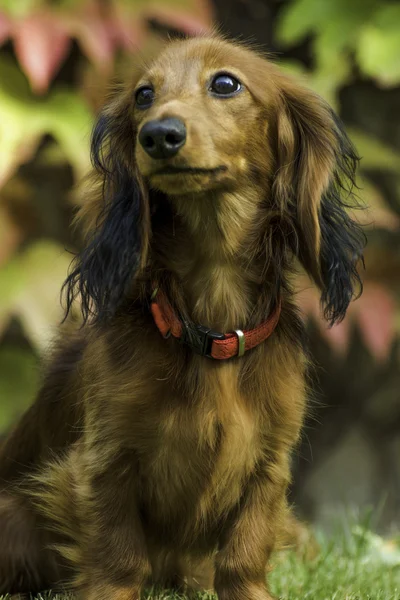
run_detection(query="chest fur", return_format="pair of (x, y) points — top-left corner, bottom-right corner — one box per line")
(141, 364), (261, 526)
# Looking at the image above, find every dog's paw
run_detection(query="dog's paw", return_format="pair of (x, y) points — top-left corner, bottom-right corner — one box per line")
(216, 582), (276, 600)
(78, 583), (141, 600)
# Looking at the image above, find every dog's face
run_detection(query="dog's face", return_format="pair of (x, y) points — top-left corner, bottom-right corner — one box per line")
(133, 39), (274, 195)
(65, 36), (365, 326)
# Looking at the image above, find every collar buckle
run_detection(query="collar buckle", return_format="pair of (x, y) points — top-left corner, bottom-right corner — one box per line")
(180, 321), (225, 358)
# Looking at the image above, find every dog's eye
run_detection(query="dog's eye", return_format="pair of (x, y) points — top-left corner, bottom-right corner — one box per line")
(135, 86), (155, 108)
(210, 73), (241, 97)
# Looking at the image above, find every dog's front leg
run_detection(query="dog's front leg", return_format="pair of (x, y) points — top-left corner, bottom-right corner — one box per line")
(214, 456), (289, 600)
(76, 451), (151, 600)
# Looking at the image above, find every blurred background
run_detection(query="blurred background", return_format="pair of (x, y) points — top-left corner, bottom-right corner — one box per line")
(0, 0), (399, 533)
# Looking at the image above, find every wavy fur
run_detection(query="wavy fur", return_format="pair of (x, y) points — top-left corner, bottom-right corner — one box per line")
(0, 36), (363, 600)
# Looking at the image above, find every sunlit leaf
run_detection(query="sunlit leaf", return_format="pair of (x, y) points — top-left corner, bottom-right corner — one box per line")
(276, 0), (326, 46)
(14, 241), (71, 350)
(0, 0), (41, 20)
(44, 88), (92, 180)
(357, 5), (400, 86)
(0, 241), (71, 351)
(357, 176), (400, 231)
(0, 55), (91, 186)
(348, 128), (400, 172)
(276, 0), (384, 100)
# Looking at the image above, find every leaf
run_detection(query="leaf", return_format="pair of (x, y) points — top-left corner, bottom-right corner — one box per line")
(14, 242), (71, 351)
(0, 11), (11, 45)
(13, 11), (71, 93)
(0, 347), (39, 431)
(69, 0), (114, 73)
(111, 0), (213, 52)
(296, 274), (353, 356)
(309, 54), (351, 107)
(276, 0), (380, 100)
(44, 88), (92, 181)
(0, 55), (91, 187)
(0, 205), (23, 266)
(357, 176), (400, 232)
(0, 241), (71, 351)
(142, 5), (212, 36)
(0, 0), (41, 19)
(356, 283), (397, 362)
(348, 128), (400, 172)
(296, 272), (399, 362)
(0, 56), (52, 186)
(357, 4), (400, 86)
(276, 0), (327, 46)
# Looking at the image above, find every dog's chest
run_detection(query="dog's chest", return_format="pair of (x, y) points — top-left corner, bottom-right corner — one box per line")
(142, 366), (260, 525)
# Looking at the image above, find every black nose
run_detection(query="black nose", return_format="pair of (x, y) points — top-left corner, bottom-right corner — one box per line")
(139, 118), (186, 159)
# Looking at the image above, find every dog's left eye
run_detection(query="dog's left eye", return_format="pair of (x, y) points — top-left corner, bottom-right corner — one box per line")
(210, 73), (241, 97)
(135, 86), (155, 108)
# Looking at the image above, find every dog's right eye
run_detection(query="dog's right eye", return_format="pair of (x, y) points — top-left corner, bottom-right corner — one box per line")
(135, 87), (155, 108)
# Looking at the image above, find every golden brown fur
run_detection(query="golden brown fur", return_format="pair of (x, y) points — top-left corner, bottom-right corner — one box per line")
(0, 36), (364, 599)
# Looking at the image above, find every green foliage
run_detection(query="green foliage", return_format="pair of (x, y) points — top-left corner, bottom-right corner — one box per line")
(0, 55), (91, 186)
(347, 129), (400, 173)
(0, 0), (40, 18)
(0, 347), (39, 431)
(0, 240), (71, 347)
(357, 5), (400, 86)
(276, 0), (400, 95)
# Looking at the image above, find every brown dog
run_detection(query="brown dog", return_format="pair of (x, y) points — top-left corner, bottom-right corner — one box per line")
(0, 35), (364, 599)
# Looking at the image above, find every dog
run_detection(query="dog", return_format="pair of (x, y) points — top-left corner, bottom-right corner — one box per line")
(0, 35), (364, 600)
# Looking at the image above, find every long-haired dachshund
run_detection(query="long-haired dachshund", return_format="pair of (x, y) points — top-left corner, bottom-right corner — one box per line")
(0, 35), (364, 600)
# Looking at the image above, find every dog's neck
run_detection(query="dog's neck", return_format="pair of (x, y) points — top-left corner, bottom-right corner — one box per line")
(151, 185), (275, 332)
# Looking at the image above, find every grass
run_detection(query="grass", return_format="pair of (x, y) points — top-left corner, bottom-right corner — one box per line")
(2, 526), (399, 600)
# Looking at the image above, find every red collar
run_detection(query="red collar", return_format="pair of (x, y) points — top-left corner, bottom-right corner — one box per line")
(150, 289), (281, 360)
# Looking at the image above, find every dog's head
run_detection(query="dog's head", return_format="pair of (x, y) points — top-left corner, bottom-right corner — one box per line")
(64, 36), (364, 325)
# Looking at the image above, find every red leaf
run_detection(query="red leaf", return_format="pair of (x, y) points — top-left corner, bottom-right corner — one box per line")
(295, 274), (399, 361)
(355, 283), (397, 363)
(109, 7), (145, 52)
(71, 0), (114, 73)
(143, 6), (212, 36)
(320, 318), (352, 357)
(296, 275), (352, 356)
(0, 12), (11, 46)
(13, 12), (71, 94)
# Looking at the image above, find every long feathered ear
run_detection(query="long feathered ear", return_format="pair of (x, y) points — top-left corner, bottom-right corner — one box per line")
(62, 95), (150, 324)
(272, 80), (366, 324)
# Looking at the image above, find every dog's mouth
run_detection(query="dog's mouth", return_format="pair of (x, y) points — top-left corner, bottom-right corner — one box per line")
(152, 165), (228, 176)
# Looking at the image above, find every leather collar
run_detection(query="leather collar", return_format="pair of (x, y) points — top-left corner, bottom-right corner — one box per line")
(150, 288), (281, 360)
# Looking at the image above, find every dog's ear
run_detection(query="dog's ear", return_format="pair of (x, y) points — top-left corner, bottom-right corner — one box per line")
(63, 93), (150, 324)
(272, 80), (365, 324)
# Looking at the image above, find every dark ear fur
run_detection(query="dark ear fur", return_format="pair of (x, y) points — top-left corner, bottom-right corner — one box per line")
(317, 115), (366, 324)
(274, 83), (366, 324)
(62, 100), (150, 324)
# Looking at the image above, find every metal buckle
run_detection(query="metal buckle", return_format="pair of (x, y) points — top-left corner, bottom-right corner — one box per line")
(234, 329), (245, 357)
(180, 321), (225, 358)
